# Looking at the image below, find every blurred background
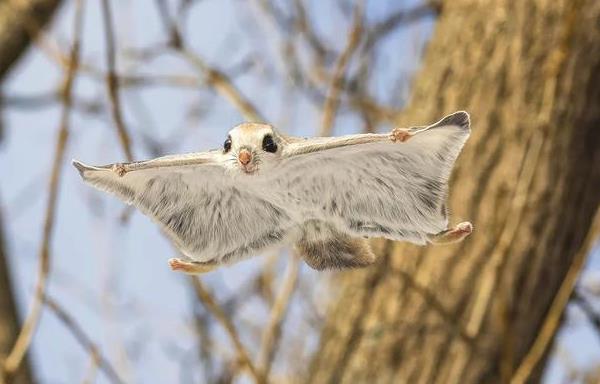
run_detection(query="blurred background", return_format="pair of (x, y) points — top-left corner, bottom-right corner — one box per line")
(0, 0), (599, 383)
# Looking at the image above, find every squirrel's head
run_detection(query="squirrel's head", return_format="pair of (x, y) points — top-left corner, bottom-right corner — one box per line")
(223, 122), (283, 175)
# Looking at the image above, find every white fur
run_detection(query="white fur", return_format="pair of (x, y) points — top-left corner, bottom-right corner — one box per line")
(73, 112), (471, 265)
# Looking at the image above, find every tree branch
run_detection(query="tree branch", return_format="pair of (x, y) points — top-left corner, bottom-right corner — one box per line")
(154, 0), (264, 121)
(100, 0), (134, 161)
(2, 1), (84, 379)
(320, 1), (364, 136)
(572, 290), (600, 337)
(0, 0), (63, 81)
(0, 205), (33, 384)
(43, 295), (125, 384)
(190, 277), (265, 384)
(257, 256), (300, 377)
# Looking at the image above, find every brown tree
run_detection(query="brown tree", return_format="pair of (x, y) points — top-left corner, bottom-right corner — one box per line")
(0, 208), (32, 384)
(308, 0), (600, 383)
(0, 0), (62, 79)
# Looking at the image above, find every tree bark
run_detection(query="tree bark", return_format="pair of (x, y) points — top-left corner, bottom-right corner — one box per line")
(308, 0), (600, 383)
(0, 206), (32, 384)
(0, 0), (62, 81)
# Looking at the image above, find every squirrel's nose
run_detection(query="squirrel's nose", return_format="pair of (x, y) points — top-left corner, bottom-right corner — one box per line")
(239, 150), (252, 166)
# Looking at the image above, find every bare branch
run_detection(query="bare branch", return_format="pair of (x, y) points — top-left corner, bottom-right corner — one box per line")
(154, 0), (182, 49)
(0, 203), (33, 384)
(2, 0), (84, 378)
(101, 0), (134, 161)
(258, 256), (300, 377)
(363, 2), (439, 50)
(190, 277), (266, 384)
(181, 50), (264, 122)
(43, 295), (125, 384)
(292, 0), (329, 61)
(0, 0), (63, 80)
(153, 0), (264, 121)
(572, 290), (600, 336)
(320, 1), (364, 136)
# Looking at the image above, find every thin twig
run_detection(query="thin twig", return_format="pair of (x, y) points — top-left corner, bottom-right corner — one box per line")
(3, 91), (98, 112)
(2, 0), (85, 378)
(572, 290), (600, 334)
(191, 277), (266, 384)
(192, 311), (216, 382)
(181, 50), (264, 121)
(292, 0), (329, 61)
(154, 0), (182, 48)
(251, 0), (314, 94)
(320, 1), (364, 136)
(152, 0), (264, 122)
(43, 295), (125, 384)
(84, 70), (201, 89)
(3, 0), (66, 76)
(101, 0), (134, 161)
(510, 207), (600, 384)
(363, 2), (439, 50)
(257, 256), (300, 377)
(81, 353), (100, 384)
(252, 0), (403, 130)
(255, 0), (292, 32)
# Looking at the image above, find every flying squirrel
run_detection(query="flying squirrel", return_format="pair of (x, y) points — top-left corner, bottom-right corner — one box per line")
(73, 111), (473, 274)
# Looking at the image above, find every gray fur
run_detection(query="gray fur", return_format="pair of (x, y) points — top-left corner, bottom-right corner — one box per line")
(296, 221), (375, 270)
(72, 112), (471, 270)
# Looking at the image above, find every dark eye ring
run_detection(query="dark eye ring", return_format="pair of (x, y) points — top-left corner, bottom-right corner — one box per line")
(262, 135), (277, 153)
(223, 136), (232, 153)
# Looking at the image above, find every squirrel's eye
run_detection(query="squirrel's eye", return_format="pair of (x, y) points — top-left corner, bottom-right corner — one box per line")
(262, 135), (277, 153)
(223, 137), (232, 153)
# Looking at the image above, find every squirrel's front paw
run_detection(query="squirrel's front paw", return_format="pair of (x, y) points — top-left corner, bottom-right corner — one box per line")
(390, 128), (413, 143)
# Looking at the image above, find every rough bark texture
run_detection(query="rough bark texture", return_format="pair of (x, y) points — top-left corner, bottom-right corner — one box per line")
(0, 207), (32, 384)
(0, 0), (62, 81)
(308, 0), (600, 383)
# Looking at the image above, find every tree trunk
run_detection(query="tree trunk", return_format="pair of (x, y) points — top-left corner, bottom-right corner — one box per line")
(308, 0), (600, 383)
(0, 206), (32, 384)
(0, 0), (62, 81)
